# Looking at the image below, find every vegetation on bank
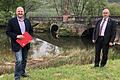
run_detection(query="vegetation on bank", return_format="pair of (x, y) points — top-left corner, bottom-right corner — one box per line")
(0, 29), (14, 63)
(0, 46), (120, 75)
(0, 59), (120, 80)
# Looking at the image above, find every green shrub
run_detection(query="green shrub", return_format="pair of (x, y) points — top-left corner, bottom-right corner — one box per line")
(0, 11), (12, 25)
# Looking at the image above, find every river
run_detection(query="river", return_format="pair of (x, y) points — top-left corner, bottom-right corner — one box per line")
(0, 28), (93, 62)
(0, 28), (120, 64)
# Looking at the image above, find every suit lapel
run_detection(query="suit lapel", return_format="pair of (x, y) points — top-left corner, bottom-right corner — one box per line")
(106, 18), (111, 28)
(15, 17), (22, 34)
(106, 18), (112, 29)
(104, 18), (111, 34)
(97, 19), (102, 32)
(98, 19), (102, 28)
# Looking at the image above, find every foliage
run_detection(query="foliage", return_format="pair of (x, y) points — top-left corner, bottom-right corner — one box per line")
(107, 3), (120, 15)
(69, 0), (89, 16)
(0, 11), (7, 24)
(0, 0), (40, 25)
(59, 28), (71, 36)
(0, 29), (13, 63)
(1, 0), (120, 24)
(27, 0), (108, 17)
(85, 0), (107, 17)
(24, 0), (42, 16)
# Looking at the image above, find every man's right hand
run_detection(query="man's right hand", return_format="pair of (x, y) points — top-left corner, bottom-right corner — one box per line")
(17, 35), (24, 40)
(92, 40), (95, 43)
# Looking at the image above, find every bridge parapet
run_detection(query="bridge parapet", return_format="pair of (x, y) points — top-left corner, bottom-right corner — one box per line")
(31, 16), (120, 37)
(30, 16), (120, 24)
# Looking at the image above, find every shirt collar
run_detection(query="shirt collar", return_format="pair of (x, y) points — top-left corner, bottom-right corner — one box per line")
(17, 17), (25, 22)
(102, 17), (109, 21)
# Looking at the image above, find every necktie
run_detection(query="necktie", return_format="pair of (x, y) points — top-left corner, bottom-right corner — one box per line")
(99, 18), (106, 36)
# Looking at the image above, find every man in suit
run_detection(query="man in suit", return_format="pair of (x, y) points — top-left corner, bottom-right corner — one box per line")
(92, 8), (116, 67)
(6, 7), (33, 80)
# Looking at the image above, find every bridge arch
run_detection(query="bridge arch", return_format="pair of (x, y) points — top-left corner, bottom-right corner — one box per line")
(50, 23), (59, 38)
(81, 28), (94, 39)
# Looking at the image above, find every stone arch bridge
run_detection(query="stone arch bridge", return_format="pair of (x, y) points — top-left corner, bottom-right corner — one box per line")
(30, 16), (120, 41)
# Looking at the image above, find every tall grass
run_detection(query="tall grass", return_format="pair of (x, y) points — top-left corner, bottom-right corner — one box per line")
(0, 44), (120, 75)
(0, 29), (14, 63)
(1, 60), (120, 80)
(28, 47), (120, 69)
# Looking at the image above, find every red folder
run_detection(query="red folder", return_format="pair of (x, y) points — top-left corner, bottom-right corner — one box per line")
(16, 32), (32, 47)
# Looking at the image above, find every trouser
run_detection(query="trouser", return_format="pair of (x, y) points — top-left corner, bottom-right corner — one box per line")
(95, 36), (109, 66)
(14, 48), (28, 80)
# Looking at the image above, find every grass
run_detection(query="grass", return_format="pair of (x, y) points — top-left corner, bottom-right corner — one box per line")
(0, 36), (120, 80)
(0, 29), (14, 63)
(0, 47), (120, 75)
(0, 59), (120, 80)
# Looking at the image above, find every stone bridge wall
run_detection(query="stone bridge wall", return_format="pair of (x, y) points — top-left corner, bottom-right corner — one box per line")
(30, 16), (120, 38)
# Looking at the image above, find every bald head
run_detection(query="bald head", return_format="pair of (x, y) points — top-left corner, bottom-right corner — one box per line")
(102, 9), (110, 18)
(16, 7), (25, 18)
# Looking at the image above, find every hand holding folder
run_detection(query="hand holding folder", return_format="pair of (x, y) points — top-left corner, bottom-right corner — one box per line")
(16, 32), (32, 47)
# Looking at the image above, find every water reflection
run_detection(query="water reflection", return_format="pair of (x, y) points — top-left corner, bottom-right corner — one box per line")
(31, 38), (60, 59)
(34, 32), (93, 49)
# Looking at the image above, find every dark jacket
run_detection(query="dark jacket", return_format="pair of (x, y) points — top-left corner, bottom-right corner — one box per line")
(6, 17), (33, 52)
(92, 18), (116, 44)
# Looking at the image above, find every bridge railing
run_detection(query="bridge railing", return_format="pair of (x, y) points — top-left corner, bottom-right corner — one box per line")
(29, 16), (63, 22)
(29, 16), (120, 25)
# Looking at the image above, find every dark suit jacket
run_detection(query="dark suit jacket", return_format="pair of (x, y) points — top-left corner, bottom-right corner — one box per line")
(6, 17), (33, 52)
(92, 18), (116, 44)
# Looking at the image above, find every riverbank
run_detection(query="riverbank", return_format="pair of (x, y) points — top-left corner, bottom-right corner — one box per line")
(1, 59), (120, 80)
(0, 48), (94, 75)
(0, 29), (120, 77)
(0, 47), (120, 75)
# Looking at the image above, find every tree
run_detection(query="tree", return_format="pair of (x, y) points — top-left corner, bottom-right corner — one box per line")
(0, 0), (40, 24)
(85, 0), (107, 16)
(69, 0), (89, 16)
(65, 0), (107, 16)
(0, 0), (25, 24)
(107, 3), (120, 15)
(24, 0), (41, 16)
